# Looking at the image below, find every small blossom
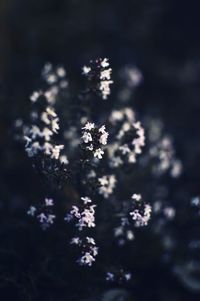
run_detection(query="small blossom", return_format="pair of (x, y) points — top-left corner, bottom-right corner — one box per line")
(82, 132), (93, 143)
(51, 145), (64, 159)
(79, 252), (95, 266)
(101, 58), (109, 68)
(45, 198), (54, 206)
(82, 66), (91, 75)
(27, 206), (37, 216)
(46, 214), (56, 224)
(132, 194), (141, 201)
(59, 155), (69, 165)
(94, 148), (104, 159)
(37, 213), (47, 223)
(56, 67), (66, 78)
(99, 80), (113, 100)
(99, 132), (109, 145)
(30, 91), (42, 102)
(86, 237), (95, 245)
(71, 237), (81, 245)
(82, 122), (95, 131)
(81, 197), (92, 204)
(106, 272), (115, 282)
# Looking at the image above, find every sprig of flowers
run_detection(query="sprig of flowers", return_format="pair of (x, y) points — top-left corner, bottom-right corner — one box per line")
(81, 122), (109, 159)
(27, 198), (56, 230)
(65, 197), (97, 266)
(82, 58), (113, 99)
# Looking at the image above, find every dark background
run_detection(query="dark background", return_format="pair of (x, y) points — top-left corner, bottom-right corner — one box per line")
(1, 0), (200, 300)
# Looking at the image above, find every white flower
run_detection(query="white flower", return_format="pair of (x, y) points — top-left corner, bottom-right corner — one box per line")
(132, 194), (141, 201)
(51, 118), (59, 133)
(42, 127), (53, 141)
(86, 237), (96, 245)
(44, 87), (58, 105)
(91, 246), (98, 256)
(56, 67), (66, 78)
(30, 125), (42, 139)
(82, 132), (92, 143)
(98, 176), (108, 186)
(81, 197), (92, 204)
(99, 132), (109, 145)
(46, 107), (57, 117)
(79, 252), (95, 266)
(26, 142), (41, 157)
(124, 273), (132, 281)
(101, 58), (109, 68)
(163, 207), (175, 219)
(110, 110), (124, 122)
(45, 198), (54, 206)
(94, 148), (104, 159)
(70, 206), (81, 219)
(106, 272), (115, 282)
(99, 125), (106, 133)
(46, 74), (57, 84)
(132, 122), (145, 154)
(82, 122), (95, 131)
(100, 68), (112, 80)
(43, 142), (53, 155)
(37, 213), (47, 223)
(114, 227), (123, 237)
(86, 144), (94, 151)
(127, 230), (134, 241)
(46, 214), (56, 224)
(82, 66), (91, 75)
(24, 136), (32, 147)
(71, 237), (81, 245)
(30, 91), (42, 102)
(128, 153), (136, 163)
(99, 80), (113, 99)
(119, 144), (130, 155)
(59, 155), (69, 165)
(27, 206), (37, 216)
(191, 197), (200, 207)
(51, 145), (64, 159)
(41, 112), (50, 124)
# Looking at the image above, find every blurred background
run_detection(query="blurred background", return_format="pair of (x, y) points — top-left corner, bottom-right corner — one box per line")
(1, 0), (200, 300)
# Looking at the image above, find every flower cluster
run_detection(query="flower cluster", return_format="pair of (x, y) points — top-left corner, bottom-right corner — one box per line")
(81, 122), (109, 159)
(130, 194), (152, 227)
(98, 174), (117, 198)
(65, 197), (97, 266)
(27, 198), (56, 230)
(23, 66), (70, 186)
(108, 108), (145, 167)
(65, 197), (96, 230)
(82, 58), (113, 99)
(70, 236), (98, 266)
(25, 90), (67, 163)
(113, 193), (151, 246)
